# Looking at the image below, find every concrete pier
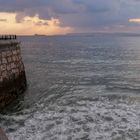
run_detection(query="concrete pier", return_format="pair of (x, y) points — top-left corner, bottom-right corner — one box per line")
(0, 35), (27, 108)
(0, 41), (19, 47)
(0, 35), (26, 140)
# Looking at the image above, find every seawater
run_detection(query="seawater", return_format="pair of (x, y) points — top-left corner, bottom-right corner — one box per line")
(1, 33), (140, 140)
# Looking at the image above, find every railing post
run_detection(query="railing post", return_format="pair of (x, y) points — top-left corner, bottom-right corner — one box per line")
(0, 35), (17, 40)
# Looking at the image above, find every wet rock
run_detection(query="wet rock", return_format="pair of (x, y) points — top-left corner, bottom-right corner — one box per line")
(0, 128), (8, 140)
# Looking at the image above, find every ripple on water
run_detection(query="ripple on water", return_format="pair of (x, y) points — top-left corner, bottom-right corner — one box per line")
(2, 35), (140, 140)
(3, 95), (140, 140)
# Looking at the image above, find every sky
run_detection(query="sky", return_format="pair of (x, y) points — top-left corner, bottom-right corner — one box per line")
(0, 0), (140, 35)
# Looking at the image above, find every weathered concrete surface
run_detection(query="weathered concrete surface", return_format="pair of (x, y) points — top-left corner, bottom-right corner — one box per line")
(0, 41), (26, 108)
(0, 41), (20, 47)
(0, 128), (8, 140)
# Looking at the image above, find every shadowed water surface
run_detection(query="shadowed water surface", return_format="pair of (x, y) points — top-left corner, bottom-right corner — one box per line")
(1, 33), (140, 140)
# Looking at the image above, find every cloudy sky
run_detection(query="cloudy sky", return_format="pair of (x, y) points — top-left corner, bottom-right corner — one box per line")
(0, 0), (140, 35)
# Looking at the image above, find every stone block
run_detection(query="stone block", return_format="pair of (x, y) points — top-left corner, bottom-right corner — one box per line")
(6, 65), (11, 71)
(2, 58), (7, 64)
(17, 49), (20, 54)
(6, 51), (11, 57)
(19, 63), (24, 71)
(12, 56), (17, 62)
(12, 69), (16, 74)
(7, 57), (12, 63)
(2, 71), (7, 78)
(12, 50), (17, 55)
(1, 64), (6, 71)
(11, 63), (16, 69)
(1, 52), (6, 57)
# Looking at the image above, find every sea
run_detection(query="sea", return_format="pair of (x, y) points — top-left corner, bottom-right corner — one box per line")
(1, 33), (140, 140)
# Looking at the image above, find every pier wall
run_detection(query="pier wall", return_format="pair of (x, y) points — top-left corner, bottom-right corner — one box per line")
(0, 41), (26, 107)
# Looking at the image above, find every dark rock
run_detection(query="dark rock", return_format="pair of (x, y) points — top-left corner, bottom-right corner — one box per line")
(0, 128), (8, 140)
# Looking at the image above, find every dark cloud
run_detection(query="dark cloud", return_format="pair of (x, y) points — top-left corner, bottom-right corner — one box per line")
(0, 0), (140, 32)
(35, 21), (48, 26)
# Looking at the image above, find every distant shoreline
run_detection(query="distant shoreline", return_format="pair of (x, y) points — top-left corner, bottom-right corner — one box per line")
(15, 32), (140, 37)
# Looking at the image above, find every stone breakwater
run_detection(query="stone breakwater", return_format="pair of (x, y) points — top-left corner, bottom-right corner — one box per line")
(0, 40), (26, 108)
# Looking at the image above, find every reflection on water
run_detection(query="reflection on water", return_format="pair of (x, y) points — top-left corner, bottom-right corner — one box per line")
(1, 33), (140, 139)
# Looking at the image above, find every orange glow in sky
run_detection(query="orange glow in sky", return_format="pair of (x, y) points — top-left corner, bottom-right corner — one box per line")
(0, 12), (73, 35)
(129, 18), (140, 24)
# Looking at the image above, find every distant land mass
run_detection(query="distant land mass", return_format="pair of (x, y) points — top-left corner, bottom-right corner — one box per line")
(66, 32), (140, 37)
(34, 34), (46, 36)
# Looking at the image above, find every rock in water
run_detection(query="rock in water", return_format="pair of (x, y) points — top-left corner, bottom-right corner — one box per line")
(0, 128), (8, 140)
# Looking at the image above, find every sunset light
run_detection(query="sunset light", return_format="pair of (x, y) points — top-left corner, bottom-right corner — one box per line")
(0, 12), (73, 35)
(129, 18), (140, 24)
(1, 0), (140, 139)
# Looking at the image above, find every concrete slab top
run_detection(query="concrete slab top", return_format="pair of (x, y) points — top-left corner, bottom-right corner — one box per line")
(0, 41), (20, 47)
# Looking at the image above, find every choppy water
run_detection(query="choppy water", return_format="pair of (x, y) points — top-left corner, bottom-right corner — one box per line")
(1, 33), (140, 140)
